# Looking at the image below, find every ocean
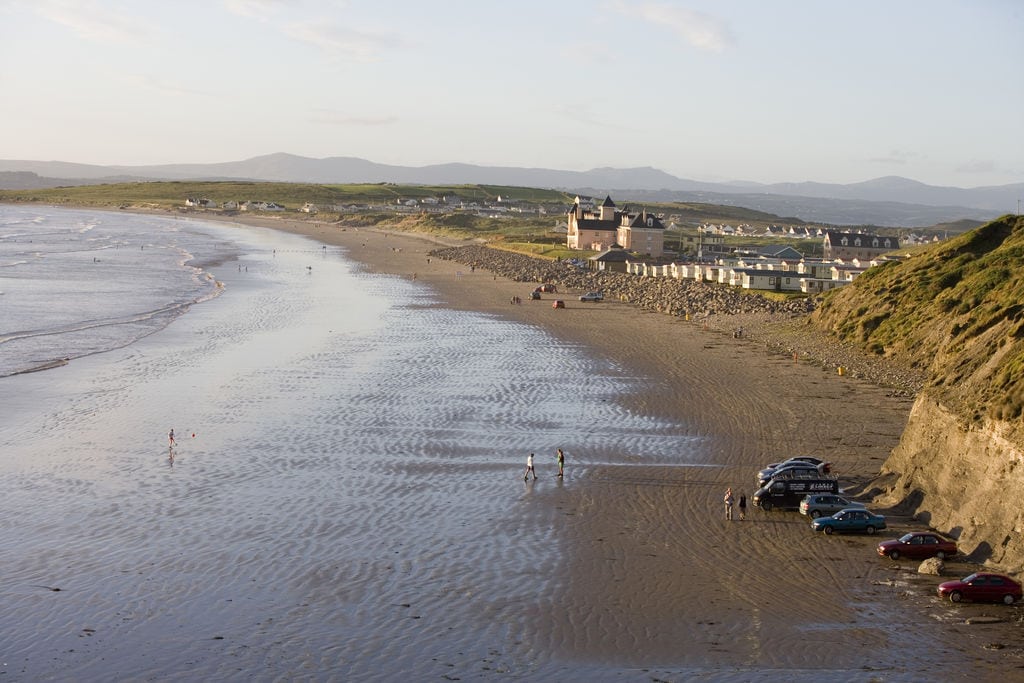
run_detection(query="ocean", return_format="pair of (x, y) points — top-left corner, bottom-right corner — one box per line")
(0, 206), (704, 680)
(0, 206), (233, 378)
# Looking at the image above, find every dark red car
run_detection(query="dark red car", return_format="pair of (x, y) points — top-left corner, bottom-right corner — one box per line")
(877, 532), (957, 561)
(937, 573), (1022, 604)
(536, 283), (557, 293)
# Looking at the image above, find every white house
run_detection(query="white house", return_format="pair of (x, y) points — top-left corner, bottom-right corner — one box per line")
(241, 201), (284, 212)
(185, 197), (217, 209)
(800, 278), (846, 294)
(831, 264), (868, 282)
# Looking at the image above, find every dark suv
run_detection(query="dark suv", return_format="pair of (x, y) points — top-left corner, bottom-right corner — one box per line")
(757, 463), (829, 488)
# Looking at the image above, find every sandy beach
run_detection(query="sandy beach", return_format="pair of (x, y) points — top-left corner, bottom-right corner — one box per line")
(251, 217), (1024, 679)
(235, 218), (1019, 679)
(4, 207), (1023, 681)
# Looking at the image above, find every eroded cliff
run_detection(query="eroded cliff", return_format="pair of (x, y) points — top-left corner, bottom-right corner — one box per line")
(813, 214), (1024, 570)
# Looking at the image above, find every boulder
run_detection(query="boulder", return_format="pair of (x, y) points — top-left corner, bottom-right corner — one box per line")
(918, 557), (945, 575)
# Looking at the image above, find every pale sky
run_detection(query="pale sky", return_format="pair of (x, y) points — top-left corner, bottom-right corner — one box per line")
(1, 0), (1021, 187)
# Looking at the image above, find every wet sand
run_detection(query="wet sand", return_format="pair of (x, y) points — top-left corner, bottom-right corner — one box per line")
(6, 207), (1024, 681)
(258, 217), (1024, 678)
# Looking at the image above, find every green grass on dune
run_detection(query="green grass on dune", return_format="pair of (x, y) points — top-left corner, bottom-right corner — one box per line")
(812, 214), (1024, 421)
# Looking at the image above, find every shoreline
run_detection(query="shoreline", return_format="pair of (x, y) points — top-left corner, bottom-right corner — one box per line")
(12, 204), (1024, 675)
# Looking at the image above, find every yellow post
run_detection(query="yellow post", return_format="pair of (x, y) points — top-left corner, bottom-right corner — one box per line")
(837, 366), (845, 376)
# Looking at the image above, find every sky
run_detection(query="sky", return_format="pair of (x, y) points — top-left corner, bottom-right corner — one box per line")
(1, 0), (1022, 187)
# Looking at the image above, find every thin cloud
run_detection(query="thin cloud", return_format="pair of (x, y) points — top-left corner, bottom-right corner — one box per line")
(310, 110), (398, 126)
(222, 0), (297, 21)
(610, 1), (732, 52)
(125, 74), (216, 99)
(28, 0), (156, 45)
(284, 21), (400, 62)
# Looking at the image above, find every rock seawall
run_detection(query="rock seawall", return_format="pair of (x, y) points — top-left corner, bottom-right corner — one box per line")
(429, 244), (924, 395)
(873, 395), (1024, 571)
(429, 245), (811, 318)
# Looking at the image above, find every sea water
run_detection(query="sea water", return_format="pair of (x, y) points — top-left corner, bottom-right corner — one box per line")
(0, 206), (706, 680)
(0, 206), (233, 377)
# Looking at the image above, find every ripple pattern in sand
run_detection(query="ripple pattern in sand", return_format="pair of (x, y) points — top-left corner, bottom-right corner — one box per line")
(0, 234), (708, 681)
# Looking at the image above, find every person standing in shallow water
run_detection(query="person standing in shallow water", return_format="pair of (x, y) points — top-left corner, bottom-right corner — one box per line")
(738, 491), (747, 520)
(724, 487), (734, 520)
(524, 453), (537, 481)
(556, 449), (565, 478)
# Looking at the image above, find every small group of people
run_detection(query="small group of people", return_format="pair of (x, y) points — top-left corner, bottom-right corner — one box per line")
(524, 449), (565, 481)
(509, 295), (522, 304)
(723, 487), (747, 520)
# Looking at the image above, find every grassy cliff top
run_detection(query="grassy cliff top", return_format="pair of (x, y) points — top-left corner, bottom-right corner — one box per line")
(813, 214), (1024, 423)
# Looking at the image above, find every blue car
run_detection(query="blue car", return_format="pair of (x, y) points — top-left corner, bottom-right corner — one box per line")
(811, 508), (887, 535)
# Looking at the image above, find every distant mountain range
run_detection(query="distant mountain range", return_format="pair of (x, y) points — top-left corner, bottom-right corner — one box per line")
(1, 152), (1020, 227)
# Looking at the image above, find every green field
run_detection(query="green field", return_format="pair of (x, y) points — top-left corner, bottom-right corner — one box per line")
(0, 180), (572, 210)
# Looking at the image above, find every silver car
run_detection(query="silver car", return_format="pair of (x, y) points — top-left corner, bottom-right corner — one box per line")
(799, 493), (866, 518)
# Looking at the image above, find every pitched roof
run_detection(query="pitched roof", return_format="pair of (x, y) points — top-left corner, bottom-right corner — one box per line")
(623, 210), (666, 229)
(602, 195), (616, 207)
(824, 231), (897, 250)
(757, 245), (804, 259)
(577, 218), (618, 231)
(590, 247), (631, 262)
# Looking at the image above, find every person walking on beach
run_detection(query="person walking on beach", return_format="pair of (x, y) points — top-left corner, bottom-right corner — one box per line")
(724, 487), (734, 520)
(524, 453), (537, 481)
(738, 491), (747, 521)
(168, 428), (176, 448)
(556, 448), (565, 478)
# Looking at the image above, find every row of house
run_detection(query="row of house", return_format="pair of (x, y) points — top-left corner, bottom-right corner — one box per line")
(606, 250), (903, 293)
(392, 197), (549, 216)
(702, 223), (823, 239)
(184, 198), (284, 212)
(699, 223), (940, 246)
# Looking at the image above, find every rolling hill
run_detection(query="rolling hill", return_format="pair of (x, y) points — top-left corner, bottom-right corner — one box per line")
(1, 153), (1018, 227)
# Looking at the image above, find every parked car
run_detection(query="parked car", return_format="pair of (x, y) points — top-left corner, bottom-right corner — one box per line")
(579, 291), (604, 302)
(811, 508), (887, 535)
(536, 283), (557, 293)
(758, 458), (831, 485)
(799, 494), (866, 518)
(877, 532), (957, 561)
(529, 291), (541, 300)
(753, 478), (839, 511)
(757, 463), (831, 488)
(937, 573), (1022, 604)
(764, 456), (829, 471)
(552, 300), (565, 309)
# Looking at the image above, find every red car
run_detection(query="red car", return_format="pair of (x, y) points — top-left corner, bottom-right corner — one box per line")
(937, 573), (1023, 604)
(877, 532), (957, 561)
(535, 283), (557, 293)
(552, 300), (565, 309)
